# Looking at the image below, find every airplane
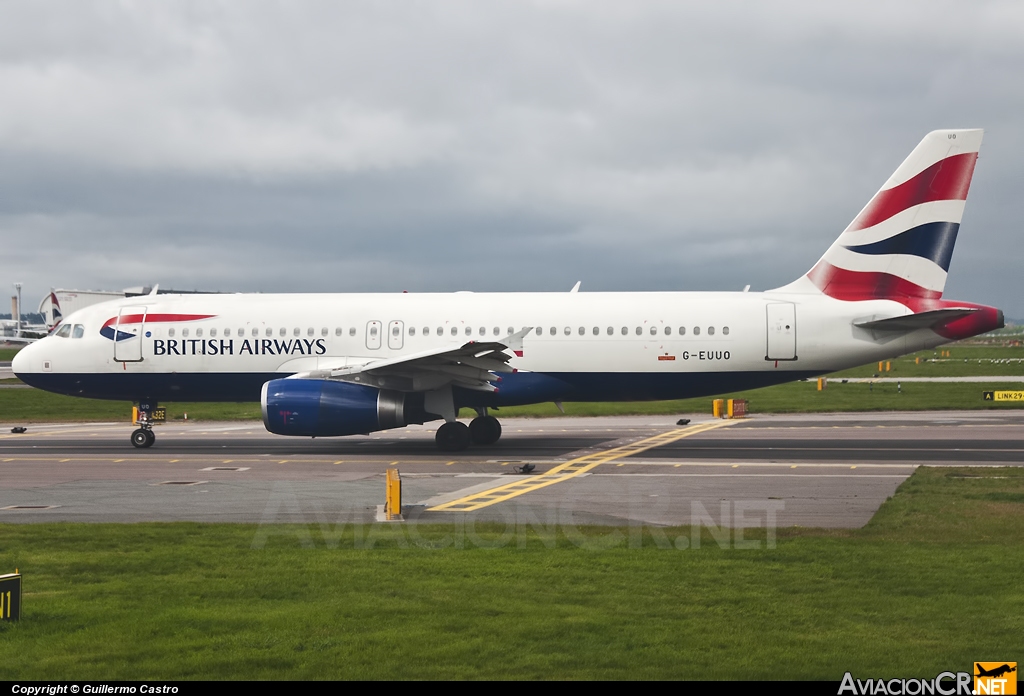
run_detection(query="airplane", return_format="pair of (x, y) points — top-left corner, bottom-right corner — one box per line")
(12, 129), (1004, 450)
(975, 664), (1016, 679)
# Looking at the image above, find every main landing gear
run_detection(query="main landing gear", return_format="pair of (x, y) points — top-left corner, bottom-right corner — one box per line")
(435, 414), (503, 452)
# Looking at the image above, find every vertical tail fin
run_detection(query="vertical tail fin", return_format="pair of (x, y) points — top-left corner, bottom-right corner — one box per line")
(779, 129), (983, 302)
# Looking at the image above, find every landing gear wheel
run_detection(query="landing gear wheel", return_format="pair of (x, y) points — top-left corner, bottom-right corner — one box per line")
(435, 421), (470, 452)
(469, 416), (502, 445)
(131, 428), (155, 449)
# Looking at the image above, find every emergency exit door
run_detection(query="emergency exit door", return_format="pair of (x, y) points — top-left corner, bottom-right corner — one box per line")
(765, 303), (797, 361)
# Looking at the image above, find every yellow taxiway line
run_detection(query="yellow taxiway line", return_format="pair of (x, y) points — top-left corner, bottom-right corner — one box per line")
(428, 420), (736, 512)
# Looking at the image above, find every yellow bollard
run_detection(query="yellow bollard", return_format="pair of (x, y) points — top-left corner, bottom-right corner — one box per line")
(878, 361), (884, 371)
(712, 399), (725, 418)
(385, 468), (402, 521)
(886, 361), (891, 372)
(817, 377), (827, 391)
(915, 357), (920, 365)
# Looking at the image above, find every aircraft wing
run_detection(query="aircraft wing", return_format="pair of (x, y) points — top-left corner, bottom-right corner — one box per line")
(287, 327), (532, 393)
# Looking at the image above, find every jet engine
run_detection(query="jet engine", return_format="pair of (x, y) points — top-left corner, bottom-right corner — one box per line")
(261, 379), (433, 437)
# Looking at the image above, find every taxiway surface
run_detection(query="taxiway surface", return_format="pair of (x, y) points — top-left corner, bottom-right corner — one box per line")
(1, 411), (1021, 528)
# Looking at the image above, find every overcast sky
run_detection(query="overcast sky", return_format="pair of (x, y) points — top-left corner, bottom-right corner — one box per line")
(2, 1), (1022, 316)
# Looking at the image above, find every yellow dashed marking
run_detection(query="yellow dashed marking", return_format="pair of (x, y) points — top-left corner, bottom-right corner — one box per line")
(429, 420), (736, 512)
(445, 461), (454, 466)
(59, 459), (70, 463)
(790, 465), (798, 469)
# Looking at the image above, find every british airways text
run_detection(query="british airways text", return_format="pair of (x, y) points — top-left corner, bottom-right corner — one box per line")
(152, 338), (327, 356)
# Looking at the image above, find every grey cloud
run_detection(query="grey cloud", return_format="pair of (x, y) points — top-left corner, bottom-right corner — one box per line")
(1, 0), (1022, 316)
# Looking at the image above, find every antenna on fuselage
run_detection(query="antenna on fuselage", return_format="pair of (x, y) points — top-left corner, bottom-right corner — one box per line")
(570, 281), (581, 293)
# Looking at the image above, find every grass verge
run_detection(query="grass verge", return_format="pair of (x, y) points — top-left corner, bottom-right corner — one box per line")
(0, 467), (1021, 679)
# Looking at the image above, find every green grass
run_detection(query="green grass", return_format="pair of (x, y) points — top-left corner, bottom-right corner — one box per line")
(0, 347), (22, 361)
(0, 467), (1021, 679)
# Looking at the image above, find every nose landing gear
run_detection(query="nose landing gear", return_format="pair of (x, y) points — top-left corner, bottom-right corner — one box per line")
(130, 401), (158, 448)
(131, 427), (155, 448)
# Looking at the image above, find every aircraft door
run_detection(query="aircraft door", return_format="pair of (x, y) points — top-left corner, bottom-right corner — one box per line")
(366, 320), (382, 350)
(765, 303), (797, 361)
(387, 320), (404, 350)
(113, 305), (147, 362)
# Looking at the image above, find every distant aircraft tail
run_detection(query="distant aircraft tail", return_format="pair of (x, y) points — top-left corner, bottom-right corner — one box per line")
(779, 129), (983, 302)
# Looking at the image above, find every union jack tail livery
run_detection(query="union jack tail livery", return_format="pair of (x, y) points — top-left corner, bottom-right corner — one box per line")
(799, 129), (982, 303)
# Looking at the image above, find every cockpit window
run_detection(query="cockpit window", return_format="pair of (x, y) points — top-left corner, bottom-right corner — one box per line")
(72, 324), (85, 339)
(56, 324), (72, 338)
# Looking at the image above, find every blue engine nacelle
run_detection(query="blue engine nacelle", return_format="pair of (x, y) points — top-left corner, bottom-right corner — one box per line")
(261, 379), (433, 437)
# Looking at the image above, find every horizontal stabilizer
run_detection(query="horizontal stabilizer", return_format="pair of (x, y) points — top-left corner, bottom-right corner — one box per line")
(854, 307), (978, 332)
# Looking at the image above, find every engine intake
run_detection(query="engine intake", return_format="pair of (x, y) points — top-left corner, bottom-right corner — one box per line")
(261, 379), (431, 437)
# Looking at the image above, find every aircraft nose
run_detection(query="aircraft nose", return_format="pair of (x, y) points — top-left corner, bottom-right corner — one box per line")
(11, 342), (35, 377)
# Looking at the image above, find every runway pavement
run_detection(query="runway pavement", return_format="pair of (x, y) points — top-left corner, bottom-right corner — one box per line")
(1, 411), (1022, 528)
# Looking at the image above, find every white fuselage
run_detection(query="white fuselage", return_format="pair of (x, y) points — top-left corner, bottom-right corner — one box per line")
(13, 289), (941, 406)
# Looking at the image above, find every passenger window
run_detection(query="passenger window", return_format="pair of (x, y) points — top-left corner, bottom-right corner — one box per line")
(708, 326), (715, 336)
(679, 327), (686, 335)
(451, 327), (458, 336)
(579, 327), (585, 335)
(196, 328), (203, 337)
(607, 327), (614, 335)
(409, 327), (416, 336)
(72, 324), (85, 338)
(335, 327), (342, 336)
(293, 327), (300, 337)
(424, 327), (430, 336)
(370, 326), (378, 337)
(238, 328), (244, 337)
(621, 327), (627, 335)
(493, 327), (500, 336)
(168, 328), (176, 338)
(56, 324), (72, 338)
(182, 328), (189, 337)
(264, 328), (270, 337)
(593, 327), (599, 335)
(479, 327), (486, 336)
(693, 326), (700, 336)
(437, 327), (443, 336)
(635, 327), (642, 335)
(392, 326), (400, 336)
(210, 328), (217, 337)
(465, 326), (472, 336)
(564, 327), (571, 336)
(507, 327), (514, 335)
(321, 327), (327, 337)
(723, 326), (730, 336)
(278, 327), (285, 337)
(665, 326), (672, 335)
(550, 327), (557, 336)
(349, 327), (357, 337)
(650, 327), (657, 335)
(536, 326), (543, 335)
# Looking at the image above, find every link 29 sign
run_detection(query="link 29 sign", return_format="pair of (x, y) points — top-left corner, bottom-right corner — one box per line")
(0, 572), (21, 621)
